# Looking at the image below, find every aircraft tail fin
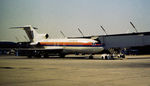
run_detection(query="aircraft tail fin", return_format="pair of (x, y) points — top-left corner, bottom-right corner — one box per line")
(10, 25), (49, 43)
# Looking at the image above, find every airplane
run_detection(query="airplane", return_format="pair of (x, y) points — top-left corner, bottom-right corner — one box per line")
(10, 25), (104, 59)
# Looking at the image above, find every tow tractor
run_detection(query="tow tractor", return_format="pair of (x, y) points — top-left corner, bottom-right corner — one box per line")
(101, 53), (125, 60)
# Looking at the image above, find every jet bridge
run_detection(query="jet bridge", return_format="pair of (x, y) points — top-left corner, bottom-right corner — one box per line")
(98, 32), (150, 49)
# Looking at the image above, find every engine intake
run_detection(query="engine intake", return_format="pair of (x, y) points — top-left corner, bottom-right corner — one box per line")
(45, 34), (49, 39)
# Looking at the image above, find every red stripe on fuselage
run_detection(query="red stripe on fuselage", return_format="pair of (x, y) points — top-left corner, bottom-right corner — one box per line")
(39, 42), (93, 45)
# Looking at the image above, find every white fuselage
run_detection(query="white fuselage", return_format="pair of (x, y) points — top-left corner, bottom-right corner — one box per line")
(39, 38), (104, 54)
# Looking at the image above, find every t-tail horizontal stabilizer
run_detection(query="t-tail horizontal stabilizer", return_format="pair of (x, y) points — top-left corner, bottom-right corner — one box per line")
(10, 25), (48, 43)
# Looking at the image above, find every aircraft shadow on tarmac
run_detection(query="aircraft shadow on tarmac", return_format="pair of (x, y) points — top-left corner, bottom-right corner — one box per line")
(17, 55), (150, 60)
(31, 56), (93, 60)
(20, 56), (103, 60)
(2, 55), (150, 60)
(0, 55), (90, 59)
(0, 55), (91, 60)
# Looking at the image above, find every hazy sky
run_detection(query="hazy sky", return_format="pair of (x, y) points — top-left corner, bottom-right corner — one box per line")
(0, 0), (150, 42)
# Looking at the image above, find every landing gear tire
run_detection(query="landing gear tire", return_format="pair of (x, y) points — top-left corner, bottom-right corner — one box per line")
(89, 55), (93, 59)
(105, 56), (108, 60)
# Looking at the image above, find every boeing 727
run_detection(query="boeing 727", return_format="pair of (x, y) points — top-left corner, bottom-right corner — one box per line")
(10, 25), (104, 59)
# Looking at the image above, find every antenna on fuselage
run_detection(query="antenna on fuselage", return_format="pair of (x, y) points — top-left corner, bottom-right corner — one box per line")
(60, 30), (66, 38)
(100, 26), (108, 35)
(130, 21), (138, 33)
(78, 28), (84, 37)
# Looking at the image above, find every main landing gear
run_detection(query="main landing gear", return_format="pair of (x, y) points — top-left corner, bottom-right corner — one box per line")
(89, 55), (94, 59)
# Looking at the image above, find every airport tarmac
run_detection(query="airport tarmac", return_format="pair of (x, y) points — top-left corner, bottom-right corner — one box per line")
(0, 55), (150, 86)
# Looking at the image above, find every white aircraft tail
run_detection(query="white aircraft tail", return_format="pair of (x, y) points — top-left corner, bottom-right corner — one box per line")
(10, 25), (49, 43)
